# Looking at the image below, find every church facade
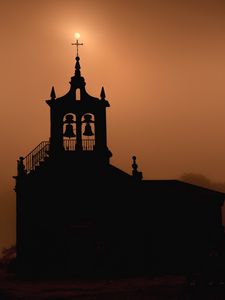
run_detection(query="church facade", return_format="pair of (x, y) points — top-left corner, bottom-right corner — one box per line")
(14, 42), (225, 278)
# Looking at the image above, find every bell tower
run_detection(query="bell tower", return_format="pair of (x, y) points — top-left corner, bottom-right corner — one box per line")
(46, 35), (112, 165)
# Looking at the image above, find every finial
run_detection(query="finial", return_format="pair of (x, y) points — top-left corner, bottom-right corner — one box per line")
(100, 87), (106, 100)
(50, 86), (56, 99)
(17, 156), (26, 176)
(132, 156), (143, 180)
(72, 32), (83, 57)
(132, 156), (138, 171)
(75, 56), (81, 77)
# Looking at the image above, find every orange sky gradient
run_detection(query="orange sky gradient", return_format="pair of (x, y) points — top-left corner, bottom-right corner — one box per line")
(1, 0), (225, 251)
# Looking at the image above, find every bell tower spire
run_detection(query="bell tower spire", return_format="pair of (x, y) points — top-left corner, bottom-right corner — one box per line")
(72, 33), (83, 77)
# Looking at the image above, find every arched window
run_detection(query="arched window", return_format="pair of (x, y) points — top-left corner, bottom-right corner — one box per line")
(63, 113), (76, 151)
(81, 113), (95, 151)
(76, 89), (81, 101)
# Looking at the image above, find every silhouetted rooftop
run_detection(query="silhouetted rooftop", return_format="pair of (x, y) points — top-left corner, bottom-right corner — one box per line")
(142, 179), (225, 202)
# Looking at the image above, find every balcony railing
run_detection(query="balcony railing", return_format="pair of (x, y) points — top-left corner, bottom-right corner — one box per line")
(24, 141), (49, 173)
(63, 139), (95, 151)
(24, 139), (95, 173)
(64, 139), (76, 151)
(82, 139), (95, 151)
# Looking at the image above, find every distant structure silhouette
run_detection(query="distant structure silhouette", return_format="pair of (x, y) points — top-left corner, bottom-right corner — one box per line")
(14, 39), (225, 279)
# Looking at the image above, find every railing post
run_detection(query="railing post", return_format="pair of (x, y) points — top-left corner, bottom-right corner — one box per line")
(76, 114), (82, 151)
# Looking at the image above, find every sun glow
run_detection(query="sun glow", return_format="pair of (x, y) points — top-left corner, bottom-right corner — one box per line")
(74, 32), (80, 40)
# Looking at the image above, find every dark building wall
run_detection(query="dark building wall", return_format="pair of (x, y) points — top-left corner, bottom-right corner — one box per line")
(16, 160), (224, 277)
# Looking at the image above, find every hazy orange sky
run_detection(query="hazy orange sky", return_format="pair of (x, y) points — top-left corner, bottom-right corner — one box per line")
(1, 0), (225, 251)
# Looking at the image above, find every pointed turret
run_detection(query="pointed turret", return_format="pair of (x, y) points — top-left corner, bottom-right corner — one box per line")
(100, 87), (106, 100)
(50, 86), (56, 100)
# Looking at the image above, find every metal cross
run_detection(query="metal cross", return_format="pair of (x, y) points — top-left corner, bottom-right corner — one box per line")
(72, 39), (83, 57)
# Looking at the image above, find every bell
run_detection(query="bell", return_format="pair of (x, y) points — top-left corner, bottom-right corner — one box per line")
(65, 114), (75, 124)
(63, 124), (76, 138)
(83, 123), (94, 136)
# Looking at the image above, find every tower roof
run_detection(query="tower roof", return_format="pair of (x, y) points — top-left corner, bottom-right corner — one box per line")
(46, 37), (110, 107)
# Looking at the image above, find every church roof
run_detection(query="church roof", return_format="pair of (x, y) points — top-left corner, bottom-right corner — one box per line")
(142, 179), (225, 203)
(107, 164), (132, 179)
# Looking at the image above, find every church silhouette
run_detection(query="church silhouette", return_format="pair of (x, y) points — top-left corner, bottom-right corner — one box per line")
(14, 40), (225, 278)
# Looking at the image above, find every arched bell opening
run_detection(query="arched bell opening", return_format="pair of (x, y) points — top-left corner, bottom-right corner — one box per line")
(63, 113), (76, 151)
(81, 113), (95, 151)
